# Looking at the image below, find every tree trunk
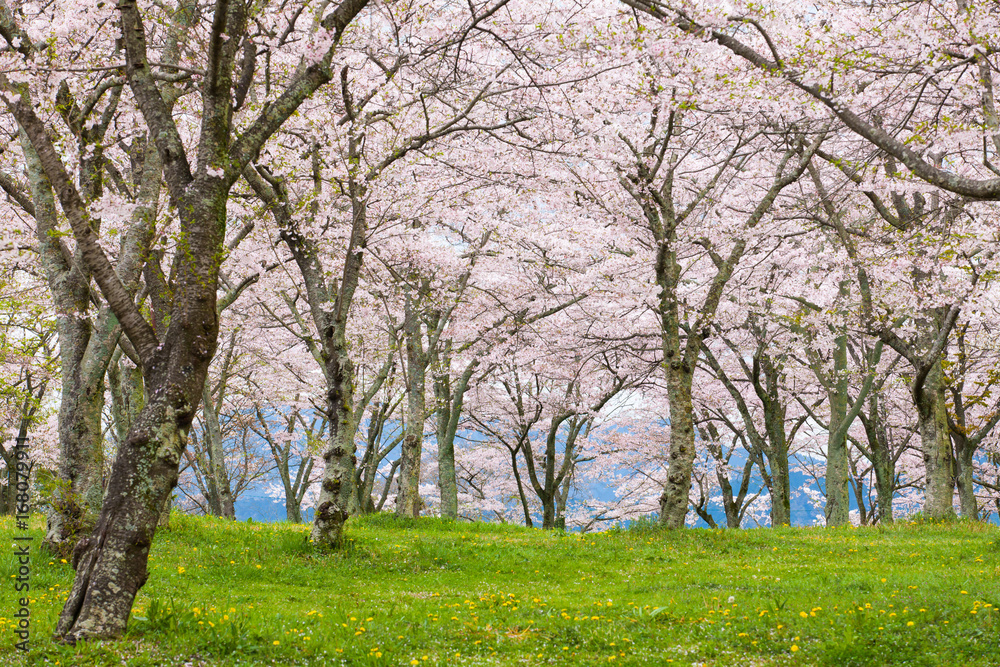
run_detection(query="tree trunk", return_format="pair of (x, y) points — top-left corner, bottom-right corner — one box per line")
(824, 332), (850, 527)
(20, 134), (106, 551)
(286, 494), (303, 523)
(540, 491), (556, 530)
(768, 451), (792, 527)
(862, 392), (896, 525)
(202, 382), (235, 519)
(53, 181), (227, 641)
(554, 463), (573, 530)
(659, 371), (695, 528)
(397, 291), (427, 519)
(57, 394), (192, 640)
(914, 361), (955, 519)
(434, 361), (472, 521)
(310, 342), (357, 547)
(511, 446), (533, 527)
(158, 493), (171, 528)
(953, 436), (978, 520)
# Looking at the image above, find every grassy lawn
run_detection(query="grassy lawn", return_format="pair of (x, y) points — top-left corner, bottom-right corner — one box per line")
(2, 513), (999, 666)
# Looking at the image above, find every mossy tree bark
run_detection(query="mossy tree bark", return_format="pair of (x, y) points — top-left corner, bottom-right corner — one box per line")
(7, 0), (371, 640)
(10, 87), (162, 554)
(397, 285), (430, 519)
(879, 306), (962, 521)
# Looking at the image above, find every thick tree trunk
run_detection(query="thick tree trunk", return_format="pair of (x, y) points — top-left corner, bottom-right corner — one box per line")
(768, 452), (792, 527)
(310, 344), (357, 547)
(660, 372), (695, 528)
(396, 411), (425, 518)
(53, 181), (225, 640)
(914, 361), (955, 519)
(540, 491), (556, 530)
(57, 394), (192, 641)
(7, 0), (369, 639)
(723, 500), (741, 529)
(286, 497), (302, 524)
(46, 357), (106, 551)
(20, 116), (162, 553)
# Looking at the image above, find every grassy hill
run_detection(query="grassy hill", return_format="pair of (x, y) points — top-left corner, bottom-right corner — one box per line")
(2, 514), (999, 666)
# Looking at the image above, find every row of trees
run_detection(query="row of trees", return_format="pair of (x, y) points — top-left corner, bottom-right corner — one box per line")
(3, 0), (1000, 643)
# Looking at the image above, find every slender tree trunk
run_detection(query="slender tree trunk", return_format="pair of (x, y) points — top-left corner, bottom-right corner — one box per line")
(202, 382), (235, 519)
(554, 463), (573, 530)
(849, 458), (869, 525)
(824, 332), (850, 526)
(434, 362), (472, 520)
(245, 144), (372, 547)
(20, 134), (106, 551)
(953, 436), (978, 519)
(4, 459), (14, 515)
(358, 449), (379, 514)
(397, 292), (427, 518)
(863, 393), (896, 524)
(873, 455), (895, 524)
(510, 446), (533, 527)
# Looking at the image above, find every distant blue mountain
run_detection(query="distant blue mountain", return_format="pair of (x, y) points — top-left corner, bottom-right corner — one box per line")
(234, 494), (313, 523)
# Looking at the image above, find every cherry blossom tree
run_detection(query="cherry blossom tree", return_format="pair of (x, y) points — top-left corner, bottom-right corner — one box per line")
(3, 0), (372, 641)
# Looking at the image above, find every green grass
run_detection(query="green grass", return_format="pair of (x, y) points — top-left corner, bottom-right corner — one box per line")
(2, 513), (999, 666)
